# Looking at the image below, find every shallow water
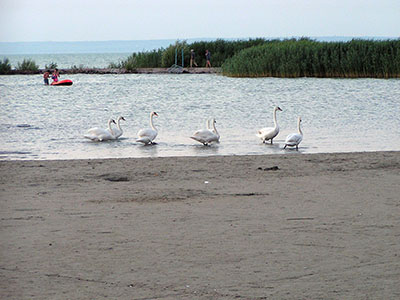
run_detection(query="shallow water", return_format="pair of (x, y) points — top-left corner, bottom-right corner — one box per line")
(0, 74), (399, 160)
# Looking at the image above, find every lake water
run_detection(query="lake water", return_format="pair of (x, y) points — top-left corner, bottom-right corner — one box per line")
(4, 53), (132, 69)
(1, 73), (399, 160)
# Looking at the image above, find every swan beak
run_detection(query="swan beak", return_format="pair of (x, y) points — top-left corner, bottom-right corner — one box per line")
(121, 117), (126, 121)
(112, 119), (116, 124)
(154, 112), (158, 116)
(277, 107), (282, 111)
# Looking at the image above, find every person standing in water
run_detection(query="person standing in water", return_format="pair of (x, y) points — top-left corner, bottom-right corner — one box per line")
(52, 68), (60, 83)
(205, 50), (211, 67)
(43, 70), (50, 85)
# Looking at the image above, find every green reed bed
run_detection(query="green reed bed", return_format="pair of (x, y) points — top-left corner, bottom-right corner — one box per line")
(109, 49), (164, 70)
(221, 39), (400, 78)
(16, 58), (39, 72)
(111, 38), (268, 70)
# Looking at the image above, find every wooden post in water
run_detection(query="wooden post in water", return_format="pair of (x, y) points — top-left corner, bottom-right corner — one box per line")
(174, 48), (178, 65)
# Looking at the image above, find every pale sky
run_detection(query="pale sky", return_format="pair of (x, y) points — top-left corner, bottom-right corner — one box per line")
(0, 0), (399, 42)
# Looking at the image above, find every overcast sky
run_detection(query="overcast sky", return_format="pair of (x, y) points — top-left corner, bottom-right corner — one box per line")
(0, 0), (399, 42)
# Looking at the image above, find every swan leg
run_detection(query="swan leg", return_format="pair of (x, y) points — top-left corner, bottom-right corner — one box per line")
(296, 145), (298, 150)
(284, 144), (287, 149)
(271, 139), (273, 144)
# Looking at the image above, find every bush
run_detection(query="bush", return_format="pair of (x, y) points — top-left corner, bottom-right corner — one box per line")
(108, 61), (123, 69)
(45, 62), (58, 69)
(16, 59), (39, 72)
(0, 57), (12, 74)
(70, 64), (87, 71)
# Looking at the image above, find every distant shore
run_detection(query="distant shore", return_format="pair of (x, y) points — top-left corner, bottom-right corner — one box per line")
(4, 67), (221, 75)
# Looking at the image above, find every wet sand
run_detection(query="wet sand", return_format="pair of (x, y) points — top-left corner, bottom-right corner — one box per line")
(1, 151), (399, 299)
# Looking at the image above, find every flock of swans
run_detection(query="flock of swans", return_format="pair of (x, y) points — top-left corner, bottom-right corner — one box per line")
(83, 106), (303, 150)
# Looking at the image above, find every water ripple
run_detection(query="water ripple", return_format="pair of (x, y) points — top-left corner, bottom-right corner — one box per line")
(0, 74), (399, 160)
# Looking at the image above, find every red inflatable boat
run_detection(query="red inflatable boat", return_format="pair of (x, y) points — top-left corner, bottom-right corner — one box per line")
(51, 79), (73, 86)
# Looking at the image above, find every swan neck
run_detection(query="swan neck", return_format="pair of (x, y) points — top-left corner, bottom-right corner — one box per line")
(298, 119), (303, 135)
(117, 119), (122, 131)
(212, 120), (219, 137)
(273, 108), (278, 127)
(150, 113), (156, 131)
(107, 120), (113, 130)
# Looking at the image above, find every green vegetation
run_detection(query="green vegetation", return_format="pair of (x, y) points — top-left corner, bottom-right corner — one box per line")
(112, 49), (164, 70)
(221, 38), (400, 78)
(112, 38), (267, 69)
(0, 58), (12, 74)
(45, 62), (58, 69)
(110, 38), (399, 78)
(16, 58), (39, 72)
(177, 38), (267, 67)
(70, 64), (88, 71)
(2, 38), (399, 78)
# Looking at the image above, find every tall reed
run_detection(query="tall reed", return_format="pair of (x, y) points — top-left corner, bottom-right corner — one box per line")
(115, 38), (268, 69)
(221, 38), (400, 78)
(116, 49), (164, 71)
(15, 58), (39, 72)
(0, 58), (12, 74)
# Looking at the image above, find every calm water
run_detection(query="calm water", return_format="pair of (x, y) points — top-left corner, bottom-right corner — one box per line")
(0, 74), (399, 160)
(4, 53), (131, 69)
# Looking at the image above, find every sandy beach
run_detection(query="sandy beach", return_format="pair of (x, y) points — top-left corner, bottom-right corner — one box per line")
(1, 151), (399, 299)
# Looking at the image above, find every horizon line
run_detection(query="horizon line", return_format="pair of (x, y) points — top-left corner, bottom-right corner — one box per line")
(1, 35), (398, 44)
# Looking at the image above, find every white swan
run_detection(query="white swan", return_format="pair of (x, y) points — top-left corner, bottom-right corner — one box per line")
(284, 117), (303, 150)
(191, 117), (220, 146)
(136, 111), (158, 145)
(256, 106), (282, 144)
(84, 119), (116, 141)
(113, 116), (126, 139)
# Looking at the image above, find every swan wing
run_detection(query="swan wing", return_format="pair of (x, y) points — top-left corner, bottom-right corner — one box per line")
(207, 133), (220, 143)
(138, 128), (157, 139)
(87, 127), (104, 136)
(98, 131), (116, 141)
(285, 133), (303, 146)
(191, 129), (219, 144)
(257, 127), (279, 140)
(113, 128), (122, 139)
(137, 128), (157, 143)
(192, 129), (213, 139)
(190, 136), (207, 144)
(85, 127), (115, 141)
(84, 134), (101, 141)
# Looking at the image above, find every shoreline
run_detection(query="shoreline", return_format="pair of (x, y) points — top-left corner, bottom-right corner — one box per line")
(3, 67), (221, 75)
(1, 149), (399, 162)
(1, 151), (400, 299)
